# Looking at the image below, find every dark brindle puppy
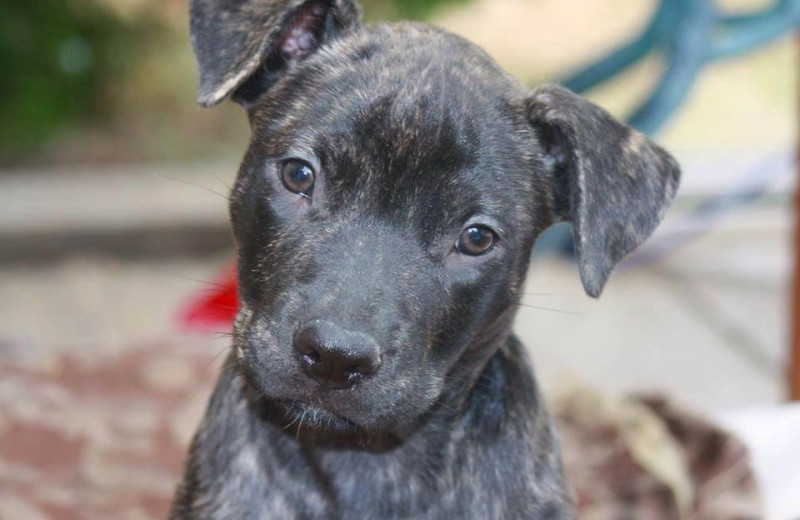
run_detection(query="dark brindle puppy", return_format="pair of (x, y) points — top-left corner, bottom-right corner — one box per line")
(171, 1), (680, 518)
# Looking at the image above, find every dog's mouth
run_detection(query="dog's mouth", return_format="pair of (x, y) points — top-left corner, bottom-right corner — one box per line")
(270, 399), (407, 450)
(274, 399), (361, 434)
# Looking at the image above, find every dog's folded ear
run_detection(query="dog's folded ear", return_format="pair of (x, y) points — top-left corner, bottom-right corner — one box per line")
(190, 0), (362, 107)
(525, 85), (680, 298)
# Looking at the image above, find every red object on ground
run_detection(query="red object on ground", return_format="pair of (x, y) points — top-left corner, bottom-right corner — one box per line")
(179, 266), (238, 331)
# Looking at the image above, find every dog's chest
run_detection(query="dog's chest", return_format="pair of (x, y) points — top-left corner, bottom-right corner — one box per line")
(307, 441), (516, 520)
(322, 451), (448, 517)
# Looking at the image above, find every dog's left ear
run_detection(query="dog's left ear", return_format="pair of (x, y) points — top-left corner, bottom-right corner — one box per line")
(190, 0), (362, 107)
(525, 85), (680, 297)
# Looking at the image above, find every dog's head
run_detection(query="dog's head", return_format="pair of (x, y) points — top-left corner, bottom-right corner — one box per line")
(191, 0), (680, 435)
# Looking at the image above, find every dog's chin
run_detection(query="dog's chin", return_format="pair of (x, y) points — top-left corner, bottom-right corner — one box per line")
(275, 400), (362, 434)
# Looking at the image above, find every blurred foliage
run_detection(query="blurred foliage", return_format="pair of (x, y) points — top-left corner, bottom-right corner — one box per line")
(0, 1), (168, 161)
(0, 0), (472, 166)
(363, 0), (472, 21)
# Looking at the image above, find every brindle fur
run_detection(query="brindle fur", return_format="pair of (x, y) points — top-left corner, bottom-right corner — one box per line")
(171, 2), (680, 519)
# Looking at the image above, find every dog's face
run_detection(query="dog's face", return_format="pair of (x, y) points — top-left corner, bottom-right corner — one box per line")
(230, 26), (545, 434)
(190, 0), (680, 434)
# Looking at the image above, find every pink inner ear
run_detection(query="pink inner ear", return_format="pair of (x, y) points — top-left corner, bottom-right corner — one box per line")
(279, 2), (328, 64)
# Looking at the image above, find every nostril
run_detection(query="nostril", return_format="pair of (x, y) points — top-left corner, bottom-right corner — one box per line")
(301, 349), (321, 366)
(346, 356), (376, 377)
(303, 352), (319, 367)
(293, 321), (381, 389)
(343, 364), (368, 381)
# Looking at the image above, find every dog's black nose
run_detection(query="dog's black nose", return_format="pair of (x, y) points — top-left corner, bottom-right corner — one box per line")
(294, 321), (381, 389)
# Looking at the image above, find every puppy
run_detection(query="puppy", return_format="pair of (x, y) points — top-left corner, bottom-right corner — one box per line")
(170, 1), (680, 518)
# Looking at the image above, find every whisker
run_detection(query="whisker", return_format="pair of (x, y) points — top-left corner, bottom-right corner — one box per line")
(173, 274), (232, 290)
(431, 397), (461, 415)
(282, 411), (301, 431)
(296, 410), (308, 441)
(186, 310), (239, 321)
(213, 331), (245, 338)
(208, 345), (234, 367)
(439, 363), (498, 395)
(210, 173), (233, 192)
(513, 302), (583, 315)
(152, 171), (229, 200)
(443, 372), (494, 394)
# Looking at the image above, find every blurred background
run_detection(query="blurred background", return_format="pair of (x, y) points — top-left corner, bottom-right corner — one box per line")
(0, 0), (796, 519)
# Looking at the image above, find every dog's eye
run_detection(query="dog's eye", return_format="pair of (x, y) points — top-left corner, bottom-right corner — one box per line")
(456, 226), (496, 256)
(279, 160), (315, 195)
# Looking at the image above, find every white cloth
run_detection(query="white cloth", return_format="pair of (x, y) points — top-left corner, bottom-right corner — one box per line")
(720, 404), (800, 520)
